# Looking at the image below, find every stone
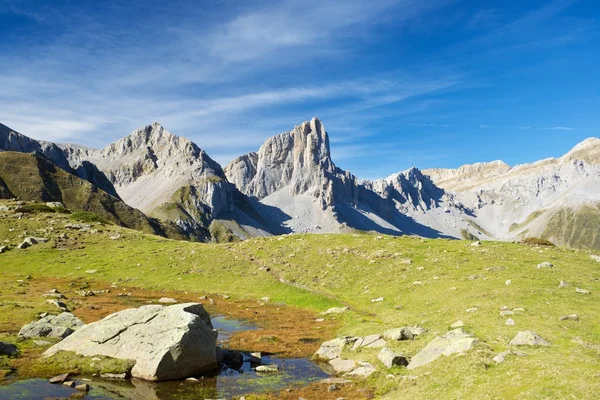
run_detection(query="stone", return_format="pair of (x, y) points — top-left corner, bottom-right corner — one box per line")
(558, 280), (571, 288)
(256, 365), (279, 373)
(63, 381), (75, 387)
(371, 297), (384, 303)
(492, 350), (512, 364)
(505, 319), (515, 326)
(328, 358), (356, 374)
(0, 245), (7, 254)
(46, 299), (69, 311)
(590, 255), (600, 262)
(509, 331), (550, 347)
(536, 262), (553, 269)
(500, 310), (514, 317)
(378, 347), (409, 368)
(46, 202), (65, 209)
(33, 340), (53, 346)
(352, 334), (386, 350)
(19, 312), (84, 339)
(575, 288), (590, 294)
(450, 321), (464, 329)
(383, 327), (415, 341)
(49, 373), (69, 384)
(247, 352), (262, 364)
(407, 329), (479, 370)
(158, 297), (178, 304)
(322, 307), (350, 315)
(75, 383), (90, 391)
(344, 362), (377, 378)
(471, 241), (482, 247)
(101, 373), (127, 379)
(465, 307), (478, 313)
(505, 279), (512, 285)
(315, 337), (359, 361)
(86, 270), (98, 274)
(0, 341), (19, 356)
(44, 303), (218, 381)
(559, 314), (579, 321)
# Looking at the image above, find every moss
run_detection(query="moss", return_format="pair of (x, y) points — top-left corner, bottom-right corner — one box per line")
(22, 351), (134, 378)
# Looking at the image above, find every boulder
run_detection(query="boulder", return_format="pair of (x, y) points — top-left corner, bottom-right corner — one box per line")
(19, 313), (84, 339)
(509, 331), (550, 347)
(256, 365), (279, 373)
(46, 202), (65, 209)
(344, 362), (377, 378)
(43, 303), (218, 381)
(407, 328), (479, 370)
(0, 245), (7, 254)
(17, 236), (48, 249)
(49, 373), (70, 384)
(378, 347), (409, 368)
(351, 334), (386, 350)
(328, 358), (356, 374)
(383, 327), (415, 341)
(315, 336), (359, 361)
(0, 341), (19, 356)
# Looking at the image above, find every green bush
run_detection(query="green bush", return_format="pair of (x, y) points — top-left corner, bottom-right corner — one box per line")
(15, 203), (71, 214)
(70, 211), (109, 224)
(521, 237), (555, 246)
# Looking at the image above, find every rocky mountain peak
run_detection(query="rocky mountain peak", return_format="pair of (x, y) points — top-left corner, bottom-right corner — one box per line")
(562, 137), (600, 164)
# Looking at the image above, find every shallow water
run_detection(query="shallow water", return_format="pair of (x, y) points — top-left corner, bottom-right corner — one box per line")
(0, 316), (329, 399)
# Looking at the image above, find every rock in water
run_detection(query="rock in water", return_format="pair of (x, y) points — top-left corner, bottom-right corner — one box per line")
(43, 303), (218, 381)
(407, 328), (478, 370)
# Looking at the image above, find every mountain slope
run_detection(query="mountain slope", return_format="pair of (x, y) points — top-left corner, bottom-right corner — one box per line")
(424, 138), (600, 248)
(0, 123), (119, 198)
(0, 151), (184, 239)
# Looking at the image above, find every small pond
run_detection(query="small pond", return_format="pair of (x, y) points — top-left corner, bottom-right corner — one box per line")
(0, 316), (329, 399)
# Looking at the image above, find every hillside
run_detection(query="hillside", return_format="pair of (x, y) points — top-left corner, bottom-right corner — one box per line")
(0, 152), (184, 239)
(0, 202), (598, 398)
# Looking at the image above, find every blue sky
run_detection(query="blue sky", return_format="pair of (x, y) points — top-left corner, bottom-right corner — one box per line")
(1, 0), (599, 179)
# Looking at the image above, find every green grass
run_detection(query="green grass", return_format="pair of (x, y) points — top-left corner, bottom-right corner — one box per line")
(70, 211), (109, 224)
(0, 202), (599, 398)
(542, 204), (600, 249)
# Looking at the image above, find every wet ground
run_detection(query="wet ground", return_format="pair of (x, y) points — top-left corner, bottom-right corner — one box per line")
(0, 316), (330, 399)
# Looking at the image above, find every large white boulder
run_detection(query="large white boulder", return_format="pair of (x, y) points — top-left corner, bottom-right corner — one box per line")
(44, 303), (218, 381)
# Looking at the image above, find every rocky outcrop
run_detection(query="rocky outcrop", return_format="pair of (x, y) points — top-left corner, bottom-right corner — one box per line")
(19, 313), (84, 339)
(407, 328), (478, 370)
(44, 303), (218, 381)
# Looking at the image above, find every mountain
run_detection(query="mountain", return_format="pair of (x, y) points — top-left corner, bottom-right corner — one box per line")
(424, 138), (600, 248)
(2, 118), (599, 248)
(58, 123), (238, 240)
(225, 118), (473, 238)
(0, 152), (185, 239)
(0, 123), (119, 198)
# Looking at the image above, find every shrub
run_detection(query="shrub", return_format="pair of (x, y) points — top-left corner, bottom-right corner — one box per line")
(521, 237), (555, 247)
(70, 211), (109, 224)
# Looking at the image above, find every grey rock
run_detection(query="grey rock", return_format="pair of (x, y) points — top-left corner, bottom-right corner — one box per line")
(536, 262), (553, 269)
(0, 341), (19, 356)
(101, 373), (127, 379)
(19, 312), (83, 339)
(315, 336), (359, 361)
(407, 328), (479, 370)
(18, 237), (47, 249)
(255, 365), (278, 373)
(505, 319), (515, 326)
(450, 321), (464, 329)
(509, 331), (550, 347)
(158, 297), (177, 304)
(352, 334), (386, 350)
(44, 303), (218, 381)
(328, 358), (356, 374)
(493, 350), (513, 364)
(575, 287), (590, 294)
(344, 362), (377, 378)
(378, 347), (409, 368)
(49, 373), (70, 384)
(559, 314), (579, 321)
(46, 202), (65, 209)
(558, 280), (571, 288)
(383, 327), (415, 341)
(46, 299), (69, 311)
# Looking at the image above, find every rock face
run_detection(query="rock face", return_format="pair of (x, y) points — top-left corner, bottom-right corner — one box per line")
(19, 313), (84, 339)
(44, 303), (218, 381)
(424, 137), (600, 249)
(407, 328), (478, 370)
(59, 123), (235, 240)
